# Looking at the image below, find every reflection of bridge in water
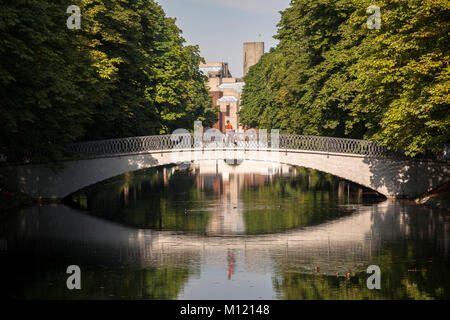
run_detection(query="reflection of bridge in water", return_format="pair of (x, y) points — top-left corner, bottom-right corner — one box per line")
(194, 160), (298, 235)
(2, 200), (448, 276)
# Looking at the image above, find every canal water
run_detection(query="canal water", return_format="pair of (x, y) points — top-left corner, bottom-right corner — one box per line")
(0, 160), (449, 300)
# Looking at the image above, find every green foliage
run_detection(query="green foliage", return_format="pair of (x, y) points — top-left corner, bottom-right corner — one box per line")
(355, 0), (450, 155)
(0, 0), (103, 163)
(0, 0), (215, 163)
(239, 50), (284, 129)
(274, 241), (450, 300)
(20, 266), (191, 300)
(240, 0), (450, 155)
(69, 167), (213, 234)
(240, 168), (364, 234)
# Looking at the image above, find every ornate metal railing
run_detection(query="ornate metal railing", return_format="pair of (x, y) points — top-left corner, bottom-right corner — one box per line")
(66, 132), (388, 159)
(279, 134), (387, 155)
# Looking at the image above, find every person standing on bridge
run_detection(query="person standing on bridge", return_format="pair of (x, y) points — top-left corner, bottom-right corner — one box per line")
(225, 120), (234, 146)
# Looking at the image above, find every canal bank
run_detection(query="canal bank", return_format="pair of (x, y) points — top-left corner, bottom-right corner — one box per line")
(416, 181), (450, 211)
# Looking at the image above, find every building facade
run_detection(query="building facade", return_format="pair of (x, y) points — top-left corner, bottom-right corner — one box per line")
(199, 42), (264, 133)
(243, 42), (264, 77)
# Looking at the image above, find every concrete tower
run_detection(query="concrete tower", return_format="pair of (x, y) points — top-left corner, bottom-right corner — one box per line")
(243, 42), (264, 77)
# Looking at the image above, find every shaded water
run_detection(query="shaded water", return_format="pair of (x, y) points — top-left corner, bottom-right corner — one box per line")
(0, 160), (449, 300)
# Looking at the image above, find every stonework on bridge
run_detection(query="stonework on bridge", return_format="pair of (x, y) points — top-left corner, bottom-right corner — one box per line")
(0, 134), (448, 200)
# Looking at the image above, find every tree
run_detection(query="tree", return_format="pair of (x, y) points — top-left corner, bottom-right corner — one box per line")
(0, 0), (105, 163)
(0, 0), (215, 165)
(352, 0), (450, 155)
(239, 49), (283, 129)
(78, 0), (216, 139)
(240, 0), (449, 156)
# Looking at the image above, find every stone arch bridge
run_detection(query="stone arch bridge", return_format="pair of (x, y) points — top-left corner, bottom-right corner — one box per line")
(0, 133), (448, 200)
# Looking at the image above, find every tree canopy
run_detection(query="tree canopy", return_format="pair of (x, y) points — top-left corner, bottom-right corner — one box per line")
(0, 0), (217, 163)
(240, 0), (449, 156)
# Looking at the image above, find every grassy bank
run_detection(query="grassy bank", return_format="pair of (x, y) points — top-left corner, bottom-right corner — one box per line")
(416, 181), (450, 211)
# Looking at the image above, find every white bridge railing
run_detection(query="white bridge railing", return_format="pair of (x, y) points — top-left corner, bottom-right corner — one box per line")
(67, 133), (388, 159)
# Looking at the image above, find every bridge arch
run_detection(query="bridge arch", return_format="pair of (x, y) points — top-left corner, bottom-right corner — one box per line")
(0, 134), (448, 200)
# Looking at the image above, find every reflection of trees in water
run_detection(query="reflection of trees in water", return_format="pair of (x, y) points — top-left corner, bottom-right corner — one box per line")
(370, 202), (449, 247)
(272, 202), (450, 300)
(273, 243), (450, 300)
(240, 167), (380, 234)
(68, 165), (381, 235)
(52, 165), (450, 300)
(15, 266), (190, 300)
(2, 195), (449, 299)
(0, 205), (198, 300)
(68, 167), (211, 234)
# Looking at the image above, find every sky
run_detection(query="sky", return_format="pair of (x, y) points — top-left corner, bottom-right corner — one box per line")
(156, 0), (291, 78)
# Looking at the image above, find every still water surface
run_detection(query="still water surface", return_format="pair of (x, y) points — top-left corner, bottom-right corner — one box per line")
(0, 160), (449, 299)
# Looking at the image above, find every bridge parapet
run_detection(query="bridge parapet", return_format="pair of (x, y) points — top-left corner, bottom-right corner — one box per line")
(65, 133), (388, 160)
